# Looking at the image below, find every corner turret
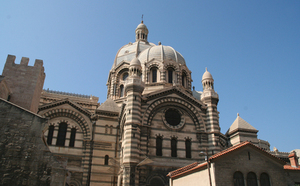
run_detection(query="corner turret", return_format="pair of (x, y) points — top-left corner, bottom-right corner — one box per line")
(201, 68), (218, 102)
(200, 68), (221, 154)
(122, 57), (144, 185)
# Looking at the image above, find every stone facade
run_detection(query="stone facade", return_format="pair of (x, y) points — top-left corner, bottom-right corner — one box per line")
(0, 21), (297, 186)
(2, 55), (45, 113)
(168, 142), (300, 186)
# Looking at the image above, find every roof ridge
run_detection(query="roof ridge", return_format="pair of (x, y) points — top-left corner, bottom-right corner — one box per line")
(209, 141), (286, 164)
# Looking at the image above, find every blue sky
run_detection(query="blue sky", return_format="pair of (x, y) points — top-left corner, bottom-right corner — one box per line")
(1, 1), (299, 153)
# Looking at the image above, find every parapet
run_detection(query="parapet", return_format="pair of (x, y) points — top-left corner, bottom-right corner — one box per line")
(2, 54), (45, 113)
(4, 54), (44, 70)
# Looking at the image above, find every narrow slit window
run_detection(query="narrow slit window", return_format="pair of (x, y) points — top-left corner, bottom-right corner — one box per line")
(152, 68), (157, 83)
(56, 123), (67, 147)
(185, 139), (191, 158)
(171, 138), (177, 157)
(69, 128), (76, 147)
(105, 155), (109, 165)
(156, 136), (162, 156)
(168, 69), (173, 84)
(120, 85), (124, 97)
(182, 73), (186, 87)
(47, 125), (54, 145)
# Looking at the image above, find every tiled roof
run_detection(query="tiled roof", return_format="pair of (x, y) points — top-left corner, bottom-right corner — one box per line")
(284, 165), (300, 170)
(167, 141), (287, 179)
(167, 162), (207, 178)
(209, 141), (285, 164)
(209, 141), (250, 160)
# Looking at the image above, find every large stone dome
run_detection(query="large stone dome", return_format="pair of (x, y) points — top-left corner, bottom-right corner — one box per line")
(137, 44), (186, 65)
(112, 41), (155, 68)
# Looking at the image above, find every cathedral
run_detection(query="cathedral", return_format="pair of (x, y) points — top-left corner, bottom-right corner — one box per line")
(0, 21), (299, 186)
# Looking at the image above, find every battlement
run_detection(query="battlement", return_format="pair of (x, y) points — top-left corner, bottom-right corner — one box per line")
(5, 54), (44, 69)
(2, 54), (45, 113)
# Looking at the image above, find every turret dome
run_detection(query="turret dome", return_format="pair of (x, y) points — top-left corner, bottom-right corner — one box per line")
(130, 57), (141, 66)
(136, 21), (148, 31)
(202, 68), (213, 81)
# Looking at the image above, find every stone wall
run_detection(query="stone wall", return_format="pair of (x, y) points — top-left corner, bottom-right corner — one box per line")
(0, 76), (10, 100)
(2, 55), (45, 113)
(213, 147), (287, 186)
(0, 98), (66, 186)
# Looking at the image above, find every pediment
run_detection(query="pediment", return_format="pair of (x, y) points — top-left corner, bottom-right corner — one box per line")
(38, 98), (91, 117)
(143, 86), (206, 109)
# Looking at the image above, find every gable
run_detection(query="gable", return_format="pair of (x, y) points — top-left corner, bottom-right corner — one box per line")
(39, 98), (91, 117)
(143, 86), (206, 109)
(210, 142), (286, 166)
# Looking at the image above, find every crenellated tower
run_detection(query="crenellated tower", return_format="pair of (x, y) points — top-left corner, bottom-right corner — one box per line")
(200, 68), (221, 154)
(121, 57), (145, 186)
(1, 55), (45, 113)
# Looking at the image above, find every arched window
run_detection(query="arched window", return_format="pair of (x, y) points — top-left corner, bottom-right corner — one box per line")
(168, 68), (174, 84)
(110, 126), (113, 134)
(104, 155), (109, 165)
(47, 125), (54, 145)
(123, 72), (128, 81)
(69, 128), (76, 147)
(149, 177), (164, 186)
(247, 172), (258, 186)
(105, 125), (109, 134)
(182, 72), (187, 87)
(151, 67), (158, 83)
(185, 139), (191, 158)
(56, 123), (67, 146)
(120, 85), (124, 97)
(260, 173), (270, 186)
(156, 136), (162, 156)
(171, 138), (177, 157)
(233, 171), (245, 186)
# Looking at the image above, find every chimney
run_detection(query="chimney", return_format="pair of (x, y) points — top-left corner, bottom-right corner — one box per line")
(289, 151), (299, 168)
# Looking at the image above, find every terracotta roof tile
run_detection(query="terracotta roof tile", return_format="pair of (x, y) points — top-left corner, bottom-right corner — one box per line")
(284, 165), (300, 170)
(168, 142), (288, 179)
(209, 141), (250, 161)
(167, 162), (207, 178)
(209, 141), (285, 164)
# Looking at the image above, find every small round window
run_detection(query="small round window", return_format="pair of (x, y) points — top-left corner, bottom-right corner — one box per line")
(165, 108), (181, 126)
